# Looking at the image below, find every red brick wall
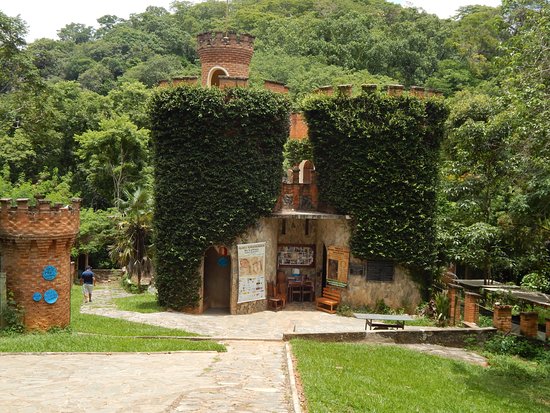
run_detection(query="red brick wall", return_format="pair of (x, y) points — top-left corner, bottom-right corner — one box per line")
(289, 113), (309, 140)
(0, 198), (80, 330)
(520, 312), (538, 338)
(264, 80), (289, 94)
(493, 305), (512, 333)
(448, 285), (462, 325)
(197, 32), (254, 86)
(463, 292), (480, 324)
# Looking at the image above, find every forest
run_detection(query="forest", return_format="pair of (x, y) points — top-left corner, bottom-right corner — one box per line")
(0, 0), (548, 292)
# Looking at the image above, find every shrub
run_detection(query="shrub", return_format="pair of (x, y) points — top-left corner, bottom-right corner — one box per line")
(521, 272), (550, 294)
(433, 291), (450, 326)
(483, 333), (549, 365)
(0, 291), (25, 334)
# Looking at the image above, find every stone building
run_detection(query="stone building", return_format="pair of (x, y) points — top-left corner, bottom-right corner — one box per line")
(160, 32), (431, 315)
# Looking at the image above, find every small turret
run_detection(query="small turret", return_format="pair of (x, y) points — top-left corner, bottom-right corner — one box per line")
(197, 31), (255, 87)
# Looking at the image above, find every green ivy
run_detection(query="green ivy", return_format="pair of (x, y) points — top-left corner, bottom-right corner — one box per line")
(303, 92), (448, 273)
(149, 86), (290, 309)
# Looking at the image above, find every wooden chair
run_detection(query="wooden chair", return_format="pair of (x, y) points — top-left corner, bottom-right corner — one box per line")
(276, 281), (287, 307)
(301, 280), (314, 302)
(288, 276), (303, 302)
(267, 281), (284, 311)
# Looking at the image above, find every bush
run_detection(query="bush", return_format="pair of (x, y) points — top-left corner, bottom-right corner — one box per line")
(521, 272), (550, 293)
(433, 291), (450, 326)
(483, 333), (550, 365)
(0, 291), (25, 334)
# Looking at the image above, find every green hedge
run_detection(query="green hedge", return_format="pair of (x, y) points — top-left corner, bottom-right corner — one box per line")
(149, 86), (290, 309)
(303, 92), (448, 271)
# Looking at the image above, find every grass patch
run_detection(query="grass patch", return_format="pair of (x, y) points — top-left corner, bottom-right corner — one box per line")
(0, 286), (225, 352)
(0, 331), (223, 352)
(114, 292), (165, 313)
(292, 340), (550, 413)
(70, 286), (194, 337)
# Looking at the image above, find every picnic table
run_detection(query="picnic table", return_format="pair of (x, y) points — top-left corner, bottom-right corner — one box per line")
(353, 313), (415, 330)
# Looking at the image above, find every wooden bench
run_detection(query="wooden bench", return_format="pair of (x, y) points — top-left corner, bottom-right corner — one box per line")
(353, 313), (415, 330)
(316, 287), (341, 314)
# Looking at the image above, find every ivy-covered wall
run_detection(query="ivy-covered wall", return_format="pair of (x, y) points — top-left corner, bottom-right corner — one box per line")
(303, 92), (448, 272)
(149, 86), (290, 309)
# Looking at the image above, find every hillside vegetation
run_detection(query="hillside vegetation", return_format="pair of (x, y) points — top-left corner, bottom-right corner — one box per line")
(0, 0), (548, 288)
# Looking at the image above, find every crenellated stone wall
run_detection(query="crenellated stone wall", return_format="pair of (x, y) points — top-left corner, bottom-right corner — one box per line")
(0, 197), (80, 330)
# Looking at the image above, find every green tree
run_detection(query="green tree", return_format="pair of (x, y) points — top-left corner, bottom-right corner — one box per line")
(440, 91), (512, 282)
(75, 116), (150, 207)
(107, 81), (151, 128)
(120, 54), (185, 87)
(74, 207), (116, 269)
(109, 187), (154, 289)
(57, 23), (94, 44)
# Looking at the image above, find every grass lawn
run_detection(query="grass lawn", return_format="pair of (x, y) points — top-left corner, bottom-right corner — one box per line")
(113, 291), (165, 313)
(0, 286), (225, 353)
(292, 340), (550, 413)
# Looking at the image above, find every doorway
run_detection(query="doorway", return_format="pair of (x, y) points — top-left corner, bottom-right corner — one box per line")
(203, 247), (231, 312)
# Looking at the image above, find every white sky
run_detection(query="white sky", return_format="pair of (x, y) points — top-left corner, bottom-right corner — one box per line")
(1, 0), (503, 43)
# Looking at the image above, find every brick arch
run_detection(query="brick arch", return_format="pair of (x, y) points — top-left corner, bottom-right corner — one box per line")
(207, 66), (228, 88)
(299, 160), (314, 184)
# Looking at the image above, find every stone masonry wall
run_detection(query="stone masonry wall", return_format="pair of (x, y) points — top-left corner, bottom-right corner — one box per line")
(230, 218), (279, 314)
(0, 198), (80, 330)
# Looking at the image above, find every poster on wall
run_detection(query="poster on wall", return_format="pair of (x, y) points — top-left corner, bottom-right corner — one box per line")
(277, 244), (315, 267)
(327, 245), (350, 287)
(237, 242), (266, 303)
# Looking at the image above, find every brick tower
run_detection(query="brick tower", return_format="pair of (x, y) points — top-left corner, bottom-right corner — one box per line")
(0, 197), (80, 330)
(197, 31), (255, 87)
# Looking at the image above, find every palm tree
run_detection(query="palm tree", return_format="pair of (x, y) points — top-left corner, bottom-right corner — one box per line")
(109, 187), (153, 290)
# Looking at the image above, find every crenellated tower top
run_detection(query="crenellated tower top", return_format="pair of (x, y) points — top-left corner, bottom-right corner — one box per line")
(0, 197), (81, 240)
(196, 31), (255, 87)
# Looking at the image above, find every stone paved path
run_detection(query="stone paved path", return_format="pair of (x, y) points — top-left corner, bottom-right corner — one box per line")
(0, 284), (490, 413)
(0, 341), (291, 413)
(81, 286), (383, 339)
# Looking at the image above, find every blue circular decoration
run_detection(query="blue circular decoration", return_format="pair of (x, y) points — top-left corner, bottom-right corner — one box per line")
(32, 292), (42, 302)
(218, 257), (229, 268)
(44, 289), (58, 304)
(42, 265), (58, 281)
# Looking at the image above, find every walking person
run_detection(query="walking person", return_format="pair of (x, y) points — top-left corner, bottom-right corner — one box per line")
(81, 266), (95, 303)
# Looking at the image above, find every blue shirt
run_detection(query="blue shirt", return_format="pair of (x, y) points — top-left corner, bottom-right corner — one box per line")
(81, 270), (94, 284)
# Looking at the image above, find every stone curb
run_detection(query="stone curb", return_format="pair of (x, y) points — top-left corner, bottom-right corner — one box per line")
(285, 342), (302, 413)
(0, 350), (220, 356)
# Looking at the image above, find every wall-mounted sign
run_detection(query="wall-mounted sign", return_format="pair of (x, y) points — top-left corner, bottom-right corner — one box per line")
(32, 292), (42, 302)
(44, 289), (58, 304)
(327, 246), (350, 287)
(42, 265), (58, 281)
(237, 242), (266, 303)
(217, 256), (229, 267)
(277, 244), (315, 267)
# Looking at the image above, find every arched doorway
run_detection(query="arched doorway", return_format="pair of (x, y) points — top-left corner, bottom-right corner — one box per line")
(208, 66), (228, 87)
(203, 246), (231, 312)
